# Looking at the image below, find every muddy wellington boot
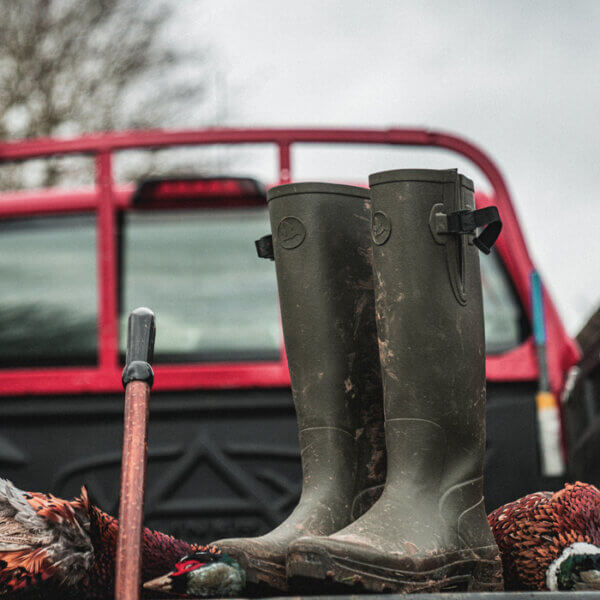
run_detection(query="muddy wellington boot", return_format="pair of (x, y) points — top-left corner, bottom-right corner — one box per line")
(212, 183), (386, 592)
(288, 169), (504, 593)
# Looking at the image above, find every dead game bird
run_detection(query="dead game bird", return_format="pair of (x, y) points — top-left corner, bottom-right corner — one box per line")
(143, 549), (245, 597)
(0, 478), (243, 599)
(489, 481), (600, 591)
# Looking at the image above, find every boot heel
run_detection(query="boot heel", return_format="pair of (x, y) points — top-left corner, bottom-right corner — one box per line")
(470, 546), (504, 591)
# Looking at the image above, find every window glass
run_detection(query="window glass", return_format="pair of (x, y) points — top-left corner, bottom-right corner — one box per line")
(0, 214), (97, 367)
(120, 208), (280, 362)
(481, 250), (527, 354)
(0, 210), (523, 369)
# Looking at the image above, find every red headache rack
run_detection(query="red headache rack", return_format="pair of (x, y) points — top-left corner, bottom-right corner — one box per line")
(0, 127), (577, 401)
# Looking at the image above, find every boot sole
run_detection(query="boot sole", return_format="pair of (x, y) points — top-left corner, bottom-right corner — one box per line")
(287, 543), (503, 593)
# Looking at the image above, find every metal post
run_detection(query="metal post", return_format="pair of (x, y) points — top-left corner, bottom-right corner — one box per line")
(95, 151), (119, 370)
(278, 142), (291, 183)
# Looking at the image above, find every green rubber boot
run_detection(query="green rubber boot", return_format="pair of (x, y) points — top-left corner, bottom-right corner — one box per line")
(213, 183), (386, 592)
(287, 170), (504, 593)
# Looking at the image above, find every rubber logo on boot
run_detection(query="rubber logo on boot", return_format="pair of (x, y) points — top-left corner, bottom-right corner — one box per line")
(371, 211), (391, 245)
(278, 216), (306, 249)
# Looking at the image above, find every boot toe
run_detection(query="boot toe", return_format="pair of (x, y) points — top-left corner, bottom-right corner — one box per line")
(213, 536), (288, 590)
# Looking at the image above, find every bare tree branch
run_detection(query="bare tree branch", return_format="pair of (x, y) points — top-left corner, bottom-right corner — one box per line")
(0, 0), (221, 189)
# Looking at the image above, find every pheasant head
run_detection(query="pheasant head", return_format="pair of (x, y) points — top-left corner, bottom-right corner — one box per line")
(143, 547), (245, 597)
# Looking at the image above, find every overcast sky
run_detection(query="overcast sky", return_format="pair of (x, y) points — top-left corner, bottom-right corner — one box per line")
(172, 0), (599, 335)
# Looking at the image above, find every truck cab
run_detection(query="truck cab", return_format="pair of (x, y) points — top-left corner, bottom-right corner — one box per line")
(0, 128), (580, 543)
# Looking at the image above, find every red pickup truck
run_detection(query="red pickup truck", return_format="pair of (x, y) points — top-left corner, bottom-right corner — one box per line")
(0, 127), (585, 543)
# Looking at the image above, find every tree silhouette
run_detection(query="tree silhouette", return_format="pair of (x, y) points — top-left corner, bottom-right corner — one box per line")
(0, 0), (219, 188)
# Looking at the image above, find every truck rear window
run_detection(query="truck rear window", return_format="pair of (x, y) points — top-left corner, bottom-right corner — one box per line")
(481, 251), (527, 354)
(0, 214), (97, 367)
(120, 208), (280, 363)
(0, 210), (526, 368)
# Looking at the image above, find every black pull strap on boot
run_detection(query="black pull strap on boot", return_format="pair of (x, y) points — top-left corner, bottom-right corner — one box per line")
(287, 169), (503, 593)
(212, 183), (386, 592)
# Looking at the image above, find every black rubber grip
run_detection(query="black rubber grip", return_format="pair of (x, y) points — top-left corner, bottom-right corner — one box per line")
(122, 307), (156, 388)
(122, 360), (154, 388)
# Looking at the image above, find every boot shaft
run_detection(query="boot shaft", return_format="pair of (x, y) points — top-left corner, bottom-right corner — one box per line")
(369, 169), (486, 495)
(267, 182), (385, 511)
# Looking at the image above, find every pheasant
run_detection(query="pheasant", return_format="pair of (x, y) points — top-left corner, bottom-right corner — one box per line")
(143, 549), (245, 597)
(489, 481), (600, 591)
(0, 478), (243, 599)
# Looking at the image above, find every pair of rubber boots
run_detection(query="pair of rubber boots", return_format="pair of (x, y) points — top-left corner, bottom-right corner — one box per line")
(214, 169), (504, 593)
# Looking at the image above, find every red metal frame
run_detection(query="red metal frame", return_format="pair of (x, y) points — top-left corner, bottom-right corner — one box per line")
(0, 127), (579, 399)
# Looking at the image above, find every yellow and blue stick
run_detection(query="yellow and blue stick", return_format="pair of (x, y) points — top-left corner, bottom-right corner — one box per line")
(530, 270), (565, 476)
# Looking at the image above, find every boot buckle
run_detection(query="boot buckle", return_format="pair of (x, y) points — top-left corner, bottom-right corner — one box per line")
(429, 205), (502, 255)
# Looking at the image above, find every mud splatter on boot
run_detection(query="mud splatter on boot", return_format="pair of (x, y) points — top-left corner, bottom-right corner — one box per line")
(213, 183), (385, 592)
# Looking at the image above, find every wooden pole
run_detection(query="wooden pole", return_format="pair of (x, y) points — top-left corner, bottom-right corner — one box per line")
(115, 308), (156, 600)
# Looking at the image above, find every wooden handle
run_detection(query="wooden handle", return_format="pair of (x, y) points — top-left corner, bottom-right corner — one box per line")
(115, 308), (155, 600)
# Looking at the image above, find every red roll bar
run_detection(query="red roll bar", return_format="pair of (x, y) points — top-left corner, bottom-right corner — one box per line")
(0, 127), (578, 399)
